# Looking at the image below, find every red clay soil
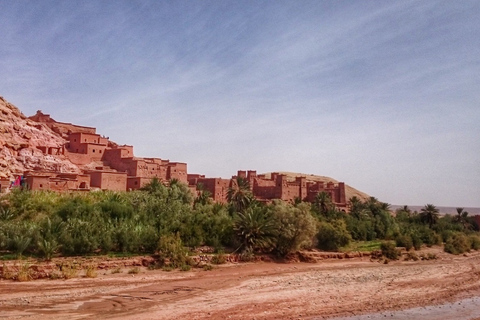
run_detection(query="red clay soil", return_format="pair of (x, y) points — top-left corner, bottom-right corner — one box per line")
(1, 247), (480, 320)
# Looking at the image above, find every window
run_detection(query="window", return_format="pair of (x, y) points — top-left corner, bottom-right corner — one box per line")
(93, 149), (95, 153)
(40, 184), (43, 187)
(99, 150), (102, 153)
(74, 139), (76, 142)
(135, 181), (138, 185)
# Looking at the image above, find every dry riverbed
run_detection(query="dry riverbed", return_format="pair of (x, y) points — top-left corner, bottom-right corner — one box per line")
(1, 247), (480, 319)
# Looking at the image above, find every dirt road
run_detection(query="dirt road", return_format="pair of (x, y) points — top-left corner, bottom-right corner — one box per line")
(1, 248), (480, 319)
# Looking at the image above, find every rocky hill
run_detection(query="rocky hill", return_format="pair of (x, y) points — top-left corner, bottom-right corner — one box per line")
(0, 97), (79, 179)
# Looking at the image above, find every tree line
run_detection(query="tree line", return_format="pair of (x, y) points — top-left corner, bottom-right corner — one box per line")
(0, 177), (478, 261)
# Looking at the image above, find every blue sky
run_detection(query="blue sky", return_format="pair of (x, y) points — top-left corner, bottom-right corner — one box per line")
(1, 1), (479, 207)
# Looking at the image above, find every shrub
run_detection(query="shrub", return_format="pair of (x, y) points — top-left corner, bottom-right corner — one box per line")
(380, 241), (399, 260)
(203, 264), (213, 271)
(317, 220), (352, 252)
(157, 233), (191, 268)
(49, 271), (62, 280)
(111, 267), (122, 274)
(85, 264), (97, 278)
(419, 253), (438, 260)
(395, 234), (413, 251)
(60, 262), (78, 279)
(270, 202), (317, 256)
(17, 263), (33, 282)
(128, 267), (140, 274)
(444, 233), (471, 254)
(404, 252), (419, 261)
(427, 253), (438, 260)
(469, 235), (480, 250)
(162, 265), (175, 272)
(239, 247), (255, 262)
(411, 233), (423, 250)
(234, 207), (276, 252)
(1, 263), (15, 280)
(180, 264), (191, 271)
(38, 238), (58, 261)
(211, 253), (227, 265)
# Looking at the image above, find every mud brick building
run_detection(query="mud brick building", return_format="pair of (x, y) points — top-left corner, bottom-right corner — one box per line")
(13, 111), (347, 208)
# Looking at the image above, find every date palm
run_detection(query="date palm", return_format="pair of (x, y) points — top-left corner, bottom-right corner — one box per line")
(314, 191), (332, 216)
(420, 204), (439, 228)
(454, 207), (471, 230)
(227, 177), (254, 213)
(234, 206), (276, 252)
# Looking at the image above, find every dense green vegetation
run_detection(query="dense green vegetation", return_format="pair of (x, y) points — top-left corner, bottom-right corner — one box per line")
(0, 178), (478, 262)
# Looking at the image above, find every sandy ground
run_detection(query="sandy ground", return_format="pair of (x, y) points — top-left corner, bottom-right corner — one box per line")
(1, 248), (480, 320)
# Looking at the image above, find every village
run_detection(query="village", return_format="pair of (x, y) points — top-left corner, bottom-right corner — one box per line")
(0, 110), (347, 208)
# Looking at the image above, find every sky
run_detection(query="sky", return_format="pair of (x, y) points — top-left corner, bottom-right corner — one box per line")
(1, 1), (479, 207)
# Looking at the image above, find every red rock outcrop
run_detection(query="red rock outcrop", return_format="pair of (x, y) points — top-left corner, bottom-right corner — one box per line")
(0, 97), (79, 179)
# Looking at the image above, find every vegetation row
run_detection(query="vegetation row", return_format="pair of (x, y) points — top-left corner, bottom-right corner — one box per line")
(0, 178), (479, 268)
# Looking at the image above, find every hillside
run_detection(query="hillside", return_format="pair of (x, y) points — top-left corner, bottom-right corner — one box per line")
(0, 97), (79, 179)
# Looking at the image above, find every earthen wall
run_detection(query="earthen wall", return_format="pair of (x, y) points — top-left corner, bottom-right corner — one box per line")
(89, 171), (127, 191)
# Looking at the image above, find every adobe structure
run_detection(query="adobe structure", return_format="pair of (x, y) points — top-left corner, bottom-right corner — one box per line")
(4, 110), (347, 208)
(188, 170), (347, 208)
(11, 111), (188, 193)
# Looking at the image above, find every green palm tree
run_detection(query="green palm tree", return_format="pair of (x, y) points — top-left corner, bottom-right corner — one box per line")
(348, 196), (363, 219)
(454, 207), (471, 230)
(141, 177), (165, 193)
(315, 191), (332, 216)
(227, 177), (254, 213)
(194, 183), (212, 207)
(234, 207), (276, 252)
(420, 204), (439, 228)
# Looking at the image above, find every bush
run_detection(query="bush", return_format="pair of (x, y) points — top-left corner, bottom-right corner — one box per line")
(85, 264), (97, 278)
(60, 262), (78, 279)
(17, 263), (33, 282)
(111, 267), (122, 274)
(444, 233), (470, 254)
(157, 233), (191, 268)
(203, 264), (213, 271)
(404, 252), (419, 261)
(211, 253), (227, 265)
(180, 264), (191, 271)
(239, 247), (255, 262)
(270, 202), (317, 256)
(395, 234), (413, 251)
(317, 220), (352, 251)
(469, 235), (480, 250)
(380, 241), (399, 260)
(128, 267), (140, 274)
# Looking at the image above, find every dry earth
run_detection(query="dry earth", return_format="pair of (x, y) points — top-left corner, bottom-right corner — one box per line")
(1, 248), (480, 320)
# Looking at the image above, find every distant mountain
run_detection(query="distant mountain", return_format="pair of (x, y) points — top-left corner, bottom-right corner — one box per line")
(390, 205), (480, 216)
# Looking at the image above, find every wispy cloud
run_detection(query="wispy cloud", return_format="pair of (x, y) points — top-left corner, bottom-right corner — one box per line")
(0, 0), (479, 206)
